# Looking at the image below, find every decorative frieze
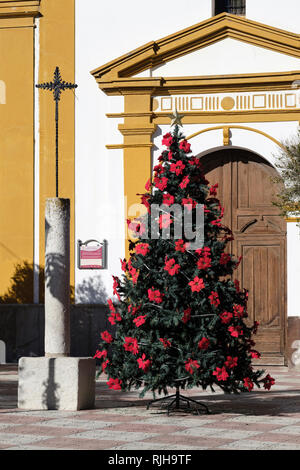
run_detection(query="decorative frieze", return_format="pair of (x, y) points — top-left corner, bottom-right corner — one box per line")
(153, 90), (300, 113)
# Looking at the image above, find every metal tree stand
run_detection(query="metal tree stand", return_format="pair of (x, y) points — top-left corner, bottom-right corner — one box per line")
(147, 385), (210, 415)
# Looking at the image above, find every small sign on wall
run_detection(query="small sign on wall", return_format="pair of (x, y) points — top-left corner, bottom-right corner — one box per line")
(77, 239), (107, 269)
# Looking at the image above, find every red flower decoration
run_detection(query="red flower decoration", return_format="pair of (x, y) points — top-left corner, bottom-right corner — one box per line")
(159, 338), (171, 349)
(108, 311), (122, 326)
(162, 133), (173, 147)
(128, 304), (141, 316)
(163, 193), (175, 206)
(228, 326), (243, 338)
(189, 276), (205, 292)
(101, 331), (113, 343)
(140, 194), (150, 212)
(123, 337), (139, 355)
(182, 307), (191, 323)
(234, 279), (240, 292)
(243, 377), (254, 391)
(263, 374), (275, 390)
(102, 359), (109, 372)
(159, 213), (173, 229)
(197, 248), (211, 270)
(198, 337), (210, 350)
(250, 350), (261, 359)
(220, 253), (231, 265)
(233, 304), (244, 319)
(175, 239), (187, 252)
(154, 176), (168, 191)
(148, 287), (164, 304)
(170, 160), (185, 176)
(94, 349), (107, 359)
(164, 257), (180, 276)
(137, 354), (152, 372)
(107, 378), (122, 390)
(185, 358), (200, 374)
(224, 356), (238, 369)
(135, 243), (150, 256)
(209, 291), (220, 307)
(209, 183), (218, 196)
(182, 197), (196, 212)
(112, 276), (121, 300)
(133, 315), (147, 327)
(179, 176), (190, 189)
(145, 179), (151, 191)
(179, 140), (191, 153)
(120, 258), (127, 272)
(219, 311), (233, 324)
(213, 366), (229, 382)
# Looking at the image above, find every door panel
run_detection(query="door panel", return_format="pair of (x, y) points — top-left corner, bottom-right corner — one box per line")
(201, 149), (287, 365)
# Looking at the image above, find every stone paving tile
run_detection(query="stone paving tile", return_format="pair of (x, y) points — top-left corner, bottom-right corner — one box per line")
(226, 415), (300, 425)
(35, 418), (118, 430)
(0, 432), (51, 445)
(203, 420), (282, 432)
(66, 430), (160, 442)
(172, 427), (262, 440)
(218, 440), (300, 450)
(106, 422), (187, 434)
(110, 442), (202, 450)
(2, 425), (87, 437)
(75, 412), (144, 423)
(141, 416), (218, 427)
(22, 437), (124, 450)
(246, 432), (300, 444)
(142, 433), (234, 449)
(269, 426), (300, 436)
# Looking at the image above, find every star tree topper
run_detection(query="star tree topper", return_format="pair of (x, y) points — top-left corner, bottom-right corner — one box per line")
(169, 109), (184, 127)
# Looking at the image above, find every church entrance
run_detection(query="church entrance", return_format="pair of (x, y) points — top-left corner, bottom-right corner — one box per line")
(201, 148), (287, 365)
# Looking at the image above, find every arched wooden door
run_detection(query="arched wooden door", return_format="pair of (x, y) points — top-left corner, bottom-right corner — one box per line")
(201, 148), (287, 365)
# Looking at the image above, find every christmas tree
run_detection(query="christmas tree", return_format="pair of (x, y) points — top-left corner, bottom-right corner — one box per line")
(95, 123), (275, 403)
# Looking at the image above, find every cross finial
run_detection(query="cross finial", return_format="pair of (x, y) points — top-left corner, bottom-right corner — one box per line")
(36, 67), (78, 198)
(36, 66), (78, 102)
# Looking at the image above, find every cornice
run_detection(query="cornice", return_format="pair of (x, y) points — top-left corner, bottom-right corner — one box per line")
(96, 71), (300, 96)
(0, 0), (41, 18)
(91, 13), (300, 84)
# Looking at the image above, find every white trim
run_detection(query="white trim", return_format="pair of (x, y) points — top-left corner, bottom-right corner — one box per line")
(33, 17), (40, 304)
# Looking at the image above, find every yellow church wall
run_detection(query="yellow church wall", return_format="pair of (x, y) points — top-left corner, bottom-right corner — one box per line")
(38, 0), (75, 300)
(0, 13), (37, 299)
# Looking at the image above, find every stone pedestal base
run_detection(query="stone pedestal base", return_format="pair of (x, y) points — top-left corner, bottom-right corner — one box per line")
(18, 357), (96, 411)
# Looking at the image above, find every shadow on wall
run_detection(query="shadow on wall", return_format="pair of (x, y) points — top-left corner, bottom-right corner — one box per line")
(0, 260), (74, 304)
(75, 275), (108, 304)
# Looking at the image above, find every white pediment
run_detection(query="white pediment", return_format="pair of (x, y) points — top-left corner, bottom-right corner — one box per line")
(135, 38), (300, 78)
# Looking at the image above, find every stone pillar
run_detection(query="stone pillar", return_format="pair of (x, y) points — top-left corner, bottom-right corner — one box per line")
(44, 198), (70, 357)
(18, 198), (95, 411)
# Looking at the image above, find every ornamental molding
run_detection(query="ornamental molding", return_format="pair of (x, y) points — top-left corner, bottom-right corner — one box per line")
(91, 13), (300, 85)
(0, 0), (41, 18)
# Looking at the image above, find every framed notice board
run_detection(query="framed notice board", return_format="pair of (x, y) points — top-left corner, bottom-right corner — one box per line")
(77, 239), (107, 269)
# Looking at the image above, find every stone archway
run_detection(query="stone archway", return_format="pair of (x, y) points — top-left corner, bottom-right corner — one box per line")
(201, 148), (287, 365)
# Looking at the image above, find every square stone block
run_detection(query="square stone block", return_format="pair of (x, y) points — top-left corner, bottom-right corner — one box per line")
(18, 357), (96, 411)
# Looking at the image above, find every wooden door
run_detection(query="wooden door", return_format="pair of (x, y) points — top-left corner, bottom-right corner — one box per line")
(201, 149), (287, 365)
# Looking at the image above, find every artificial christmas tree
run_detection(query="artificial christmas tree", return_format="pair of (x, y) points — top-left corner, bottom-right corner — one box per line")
(95, 123), (275, 414)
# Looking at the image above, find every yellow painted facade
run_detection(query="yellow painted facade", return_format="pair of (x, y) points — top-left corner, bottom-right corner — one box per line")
(0, 1), (39, 299)
(0, 0), (75, 300)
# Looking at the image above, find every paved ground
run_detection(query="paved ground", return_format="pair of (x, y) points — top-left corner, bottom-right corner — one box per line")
(1, 364), (300, 450)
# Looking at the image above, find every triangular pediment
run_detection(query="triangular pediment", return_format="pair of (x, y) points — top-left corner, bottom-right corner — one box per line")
(134, 38), (300, 77)
(91, 13), (300, 82)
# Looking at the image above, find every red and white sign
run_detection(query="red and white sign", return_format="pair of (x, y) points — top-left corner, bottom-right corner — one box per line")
(79, 244), (103, 269)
